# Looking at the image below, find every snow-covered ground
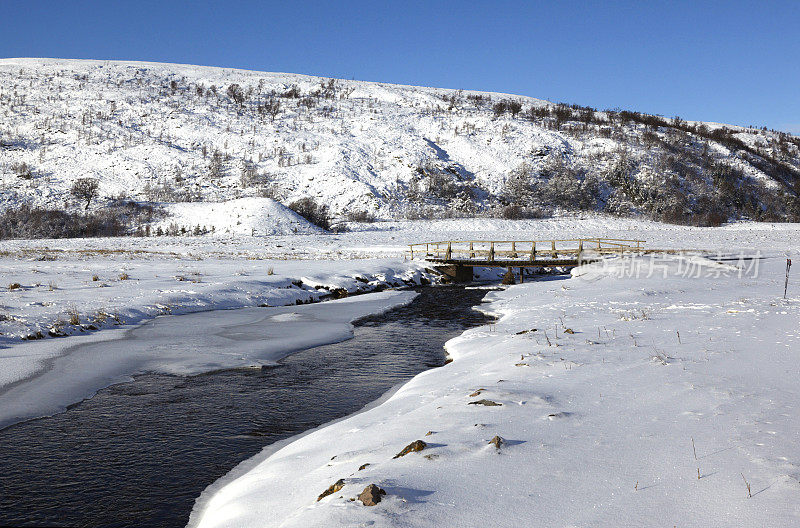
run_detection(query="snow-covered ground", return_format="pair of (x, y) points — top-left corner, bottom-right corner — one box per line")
(2, 217), (799, 526)
(0, 252), (428, 345)
(156, 197), (326, 236)
(2, 215), (797, 342)
(190, 253), (800, 527)
(2, 55), (799, 526)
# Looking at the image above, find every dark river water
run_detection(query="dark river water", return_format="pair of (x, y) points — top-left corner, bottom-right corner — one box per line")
(0, 286), (493, 528)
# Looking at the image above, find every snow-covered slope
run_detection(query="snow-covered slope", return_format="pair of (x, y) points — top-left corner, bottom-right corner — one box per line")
(1, 58), (799, 227)
(156, 197), (324, 236)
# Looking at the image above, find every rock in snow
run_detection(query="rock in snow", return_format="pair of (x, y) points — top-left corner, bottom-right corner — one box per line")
(316, 479), (345, 502)
(357, 484), (386, 506)
(392, 440), (427, 459)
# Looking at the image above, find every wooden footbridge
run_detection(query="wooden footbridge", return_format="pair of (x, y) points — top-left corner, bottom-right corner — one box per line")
(409, 238), (645, 282)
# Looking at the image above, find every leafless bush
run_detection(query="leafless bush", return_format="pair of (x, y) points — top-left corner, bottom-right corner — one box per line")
(346, 210), (376, 223)
(226, 83), (245, 107)
(289, 197), (330, 230)
(11, 162), (33, 179)
(0, 201), (163, 240)
(495, 204), (547, 219)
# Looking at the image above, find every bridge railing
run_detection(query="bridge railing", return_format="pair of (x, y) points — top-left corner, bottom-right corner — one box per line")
(408, 238), (645, 262)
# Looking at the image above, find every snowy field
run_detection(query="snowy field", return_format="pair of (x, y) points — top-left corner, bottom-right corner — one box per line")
(1, 217), (799, 526)
(2, 216), (798, 345)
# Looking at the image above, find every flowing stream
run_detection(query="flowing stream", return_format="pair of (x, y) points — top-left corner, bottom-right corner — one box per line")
(0, 286), (493, 528)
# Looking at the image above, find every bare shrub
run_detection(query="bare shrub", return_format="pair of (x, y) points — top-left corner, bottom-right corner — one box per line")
(288, 197), (330, 230)
(11, 162), (33, 179)
(258, 99), (281, 121)
(346, 210), (377, 223)
(0, 205), (125, 239)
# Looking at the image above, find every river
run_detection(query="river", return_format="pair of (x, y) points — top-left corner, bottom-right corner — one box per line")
(0, 285), (493, 528)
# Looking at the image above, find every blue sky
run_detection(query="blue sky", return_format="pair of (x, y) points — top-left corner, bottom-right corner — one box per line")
(3, 1), (798, 133)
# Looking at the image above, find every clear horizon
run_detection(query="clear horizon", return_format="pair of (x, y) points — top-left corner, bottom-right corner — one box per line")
(3, 0), (799, 133)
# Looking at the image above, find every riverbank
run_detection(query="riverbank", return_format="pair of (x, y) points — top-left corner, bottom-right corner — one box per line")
(191, 254), (800, 527)
(0, 255), (431, 346)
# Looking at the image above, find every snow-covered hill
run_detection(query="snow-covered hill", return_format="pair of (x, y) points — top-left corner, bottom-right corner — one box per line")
(1, 58), (799, 229)
(155, 197), (324, 236)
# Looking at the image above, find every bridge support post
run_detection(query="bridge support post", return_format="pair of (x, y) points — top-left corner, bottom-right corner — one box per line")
(435, 264), (472, 283)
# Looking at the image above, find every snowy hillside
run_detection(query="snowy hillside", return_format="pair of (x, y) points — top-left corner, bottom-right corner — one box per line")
(1, 58), (799, 230)
(156, 197), (324, 236)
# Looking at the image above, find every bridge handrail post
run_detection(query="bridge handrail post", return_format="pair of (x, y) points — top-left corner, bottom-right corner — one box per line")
(489, 242), (495, 262)
(530, 241), (536, 261)
(409, 245), (414, 259)
(446, 242), (452, 261)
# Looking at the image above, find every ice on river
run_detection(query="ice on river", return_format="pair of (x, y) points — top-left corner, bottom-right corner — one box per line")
(0, 290), (416, 429)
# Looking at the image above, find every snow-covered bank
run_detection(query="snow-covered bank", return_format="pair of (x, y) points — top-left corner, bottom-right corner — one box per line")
(0, 246), (432, 427)
(191, 254), (800, 527)
(0, 289), (418, 429)
(0, 255), (429, 346)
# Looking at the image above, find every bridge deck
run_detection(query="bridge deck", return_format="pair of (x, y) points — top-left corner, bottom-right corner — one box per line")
(425, 258), (589, 267)
(410, 239), (646, 281)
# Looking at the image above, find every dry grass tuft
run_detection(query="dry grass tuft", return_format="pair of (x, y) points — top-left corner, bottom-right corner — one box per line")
(8, 282), (22, 291)
(92, 310), (109, 325)
(67, 306), (80, 326)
